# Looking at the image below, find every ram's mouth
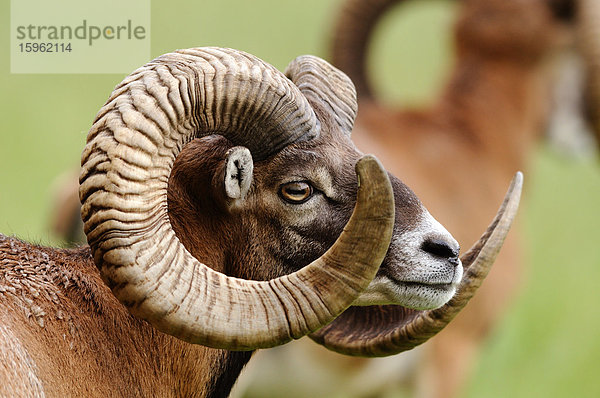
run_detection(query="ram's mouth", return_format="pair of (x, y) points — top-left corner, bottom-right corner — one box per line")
(400, 280), (456, 291)
(389, 269), (462, 292)
(352, 265), (462, 309)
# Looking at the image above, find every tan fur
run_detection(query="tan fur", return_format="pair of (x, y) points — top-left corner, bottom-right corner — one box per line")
(0, 236), (234, 397)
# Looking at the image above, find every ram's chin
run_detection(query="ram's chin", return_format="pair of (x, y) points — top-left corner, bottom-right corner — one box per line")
(353, 276), (459, 310)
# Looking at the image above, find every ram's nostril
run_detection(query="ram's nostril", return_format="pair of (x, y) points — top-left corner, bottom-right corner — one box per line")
(421, 238), (459, 261)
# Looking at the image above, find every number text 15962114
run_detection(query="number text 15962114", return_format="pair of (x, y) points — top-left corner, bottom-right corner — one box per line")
(18, 43), (72, 53)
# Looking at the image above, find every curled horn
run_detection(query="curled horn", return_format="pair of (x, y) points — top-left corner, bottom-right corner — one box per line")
(311, 172), (523, 356)
(79, 47), (395, 350)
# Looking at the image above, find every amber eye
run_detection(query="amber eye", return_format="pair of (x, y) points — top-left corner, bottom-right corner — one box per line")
(279, 181), (314, 204)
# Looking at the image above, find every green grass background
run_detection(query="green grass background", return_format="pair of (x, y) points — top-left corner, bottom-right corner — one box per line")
(1, 0), (598, 397)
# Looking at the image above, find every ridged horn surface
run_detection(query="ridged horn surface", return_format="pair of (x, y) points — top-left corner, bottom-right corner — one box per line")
(285, 55), (358, 135)
(311, 172), (523, 356)
(79, 47), (395, 350)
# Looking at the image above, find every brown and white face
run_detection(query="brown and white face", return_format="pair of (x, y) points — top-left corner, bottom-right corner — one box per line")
(80, 48), (520, 355)
(356, 203), (461, 310)
(169, 127), (462, 313)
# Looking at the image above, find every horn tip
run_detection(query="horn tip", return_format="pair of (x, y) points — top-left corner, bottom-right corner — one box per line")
(514, 170), (524, 185)
(509, 171), (524, 204)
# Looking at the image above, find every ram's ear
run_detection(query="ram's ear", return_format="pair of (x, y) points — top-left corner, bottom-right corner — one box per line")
(285, 55), (357, 136)
(222, 146), (253, 203)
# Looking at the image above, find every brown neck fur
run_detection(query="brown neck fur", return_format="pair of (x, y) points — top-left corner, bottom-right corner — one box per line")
(166, 135), (280, 281)
(167, 136), (233, 275)
(1, 236), (251, 397)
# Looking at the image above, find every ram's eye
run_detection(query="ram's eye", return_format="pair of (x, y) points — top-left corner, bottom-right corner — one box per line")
(279, 181), (313, 204)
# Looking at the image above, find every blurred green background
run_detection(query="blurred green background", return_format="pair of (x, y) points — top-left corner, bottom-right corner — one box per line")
(1, 0), (599, 397)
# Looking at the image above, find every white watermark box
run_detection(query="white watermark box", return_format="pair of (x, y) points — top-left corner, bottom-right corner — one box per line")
(11, 0), (151, 73)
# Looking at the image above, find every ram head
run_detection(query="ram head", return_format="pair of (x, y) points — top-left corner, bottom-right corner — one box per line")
(79, 47), (521, 355)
